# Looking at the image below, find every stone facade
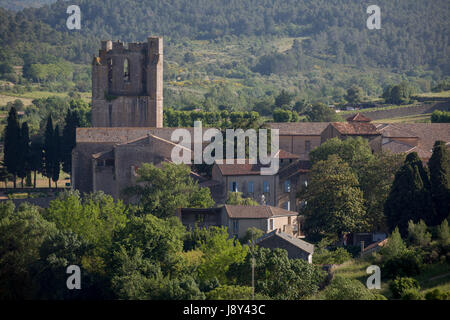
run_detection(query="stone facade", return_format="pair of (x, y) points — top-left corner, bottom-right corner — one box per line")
(255, 230), (314, 263)
(177, 205), (303, 239)
(91, 37), (163, 128)
(72, 127), (196, 197)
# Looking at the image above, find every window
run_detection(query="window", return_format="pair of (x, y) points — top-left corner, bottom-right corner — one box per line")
(263, 181), (269, 193)
(305, 140), (311, 153)
(269, 219), (274, 231)
(284, 180), (291, 193)
(105, 159), (114, 166)
(288, 217), (291, 225)
(123, 58), (130, 82)
(248, 181), (254, 193)
(230, 181), (238, 192)
(232, 219), (239, 234)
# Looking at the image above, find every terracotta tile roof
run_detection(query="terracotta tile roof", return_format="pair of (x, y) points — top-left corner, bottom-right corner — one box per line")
(276, 149), (300, 159)
(379, 123), (450, 160)
(224, 204), (298, 219)
(376, 123), (418, 138)
(346, 113), (372, 122)
(76, 127), (195, 143)
(331, 122), (380, 135)
(256, 229), (314, 254)
(216, 159), (267, 176)
(266, 122), (330, 135)
(382, 140), (416, 154)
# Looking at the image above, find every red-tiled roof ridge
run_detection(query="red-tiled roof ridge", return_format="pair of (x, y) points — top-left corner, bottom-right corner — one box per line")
(223, 204), (298, 219)
(346, 113), (372, 122)
(330, 122), (380, 135)
(275, 149), (301, 159)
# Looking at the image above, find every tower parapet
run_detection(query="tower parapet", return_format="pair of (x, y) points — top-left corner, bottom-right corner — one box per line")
(91, 37), (163, 128)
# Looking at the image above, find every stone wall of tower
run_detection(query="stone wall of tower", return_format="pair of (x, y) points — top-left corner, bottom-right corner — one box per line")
(91, 37), (163, 128)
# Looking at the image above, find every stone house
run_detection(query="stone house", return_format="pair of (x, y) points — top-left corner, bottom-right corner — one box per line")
(210, 150), (309, 211)
(266, 122), (329, 160)
(320, 114), (382, 153)
(177, 204), (304, 239)
(255, 229), (314, 263)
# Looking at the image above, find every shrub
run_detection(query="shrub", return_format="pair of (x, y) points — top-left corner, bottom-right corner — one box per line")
(425, 288), (450, 300)
(390, 277), (420, 299)
(407, 220), (431, 247)
(382, 249), (423, 278)
(401, 288), (423, 300)
(322, 276), (379, 300)
(313, 247), (352, 265)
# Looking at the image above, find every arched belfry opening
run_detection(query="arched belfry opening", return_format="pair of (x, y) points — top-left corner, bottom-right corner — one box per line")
(92, 37), (163, 128)
(123, 58), (130, 82)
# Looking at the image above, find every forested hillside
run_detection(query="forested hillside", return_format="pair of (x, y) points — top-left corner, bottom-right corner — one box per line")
(0, 0), (55, 11)
(0, 0), (449, 111)
(21, 0), (450, 71)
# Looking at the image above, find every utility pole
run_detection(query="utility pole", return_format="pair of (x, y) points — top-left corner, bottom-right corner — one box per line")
(252, 256), (255, 300)
(249, 233), (256, 300)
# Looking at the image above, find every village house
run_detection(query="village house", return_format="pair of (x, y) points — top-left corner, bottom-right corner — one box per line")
(255, 229), (314, 263)
(177, 204), (304, 239)
(210, 150), (309, 211)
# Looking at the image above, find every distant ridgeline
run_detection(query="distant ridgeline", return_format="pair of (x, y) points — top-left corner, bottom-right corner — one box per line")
(0, 0), (55, 11)
(0, 0), (448, 73)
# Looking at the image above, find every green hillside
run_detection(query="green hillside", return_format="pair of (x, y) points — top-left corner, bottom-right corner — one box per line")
(0, 0), (449, 111)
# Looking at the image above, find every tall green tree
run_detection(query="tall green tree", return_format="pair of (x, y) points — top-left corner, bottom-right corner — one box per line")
(359, 153), (405, 232)
(3, 107), (20, 188)
(304, 103), (341, 122)
(384, 153), (434, 236)
(428, 141), (450, 225)
(227, 247), (325, 300)
(0, 202), (56, 299)
(17, 122), (31, 188)
(29, 138), (43, 189)
(344, 85), (364, 105)
(52, 125), (61, 188)
(62, 110), (80, 174)
(43, 116), (54, 188)
(124, 163), (215, 218)
(299, 155), (367, 241)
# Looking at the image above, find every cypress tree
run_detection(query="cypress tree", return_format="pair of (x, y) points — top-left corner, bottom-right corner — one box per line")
(428, 141), (450, 224)
(52, 125), (61, 188)
(62, 110), (80, 174)
(3, 107), (20, 188)
(385, 152), (434, 237)
(17, 122), (30, 188)
(43, 116), (54, 188)
(29, 138), (43, 189)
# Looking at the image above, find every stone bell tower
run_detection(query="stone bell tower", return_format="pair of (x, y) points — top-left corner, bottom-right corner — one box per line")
(91, 37), (163, 127)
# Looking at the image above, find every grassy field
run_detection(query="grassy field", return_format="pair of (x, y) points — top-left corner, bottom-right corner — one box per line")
(0, 91), (91, 102)
(415, 90), (450, 98)
(339, 103), (422, 116)
(333, 258), (450, 299)
(0, 94), (34, 106)
(0, 171), (70, 189)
